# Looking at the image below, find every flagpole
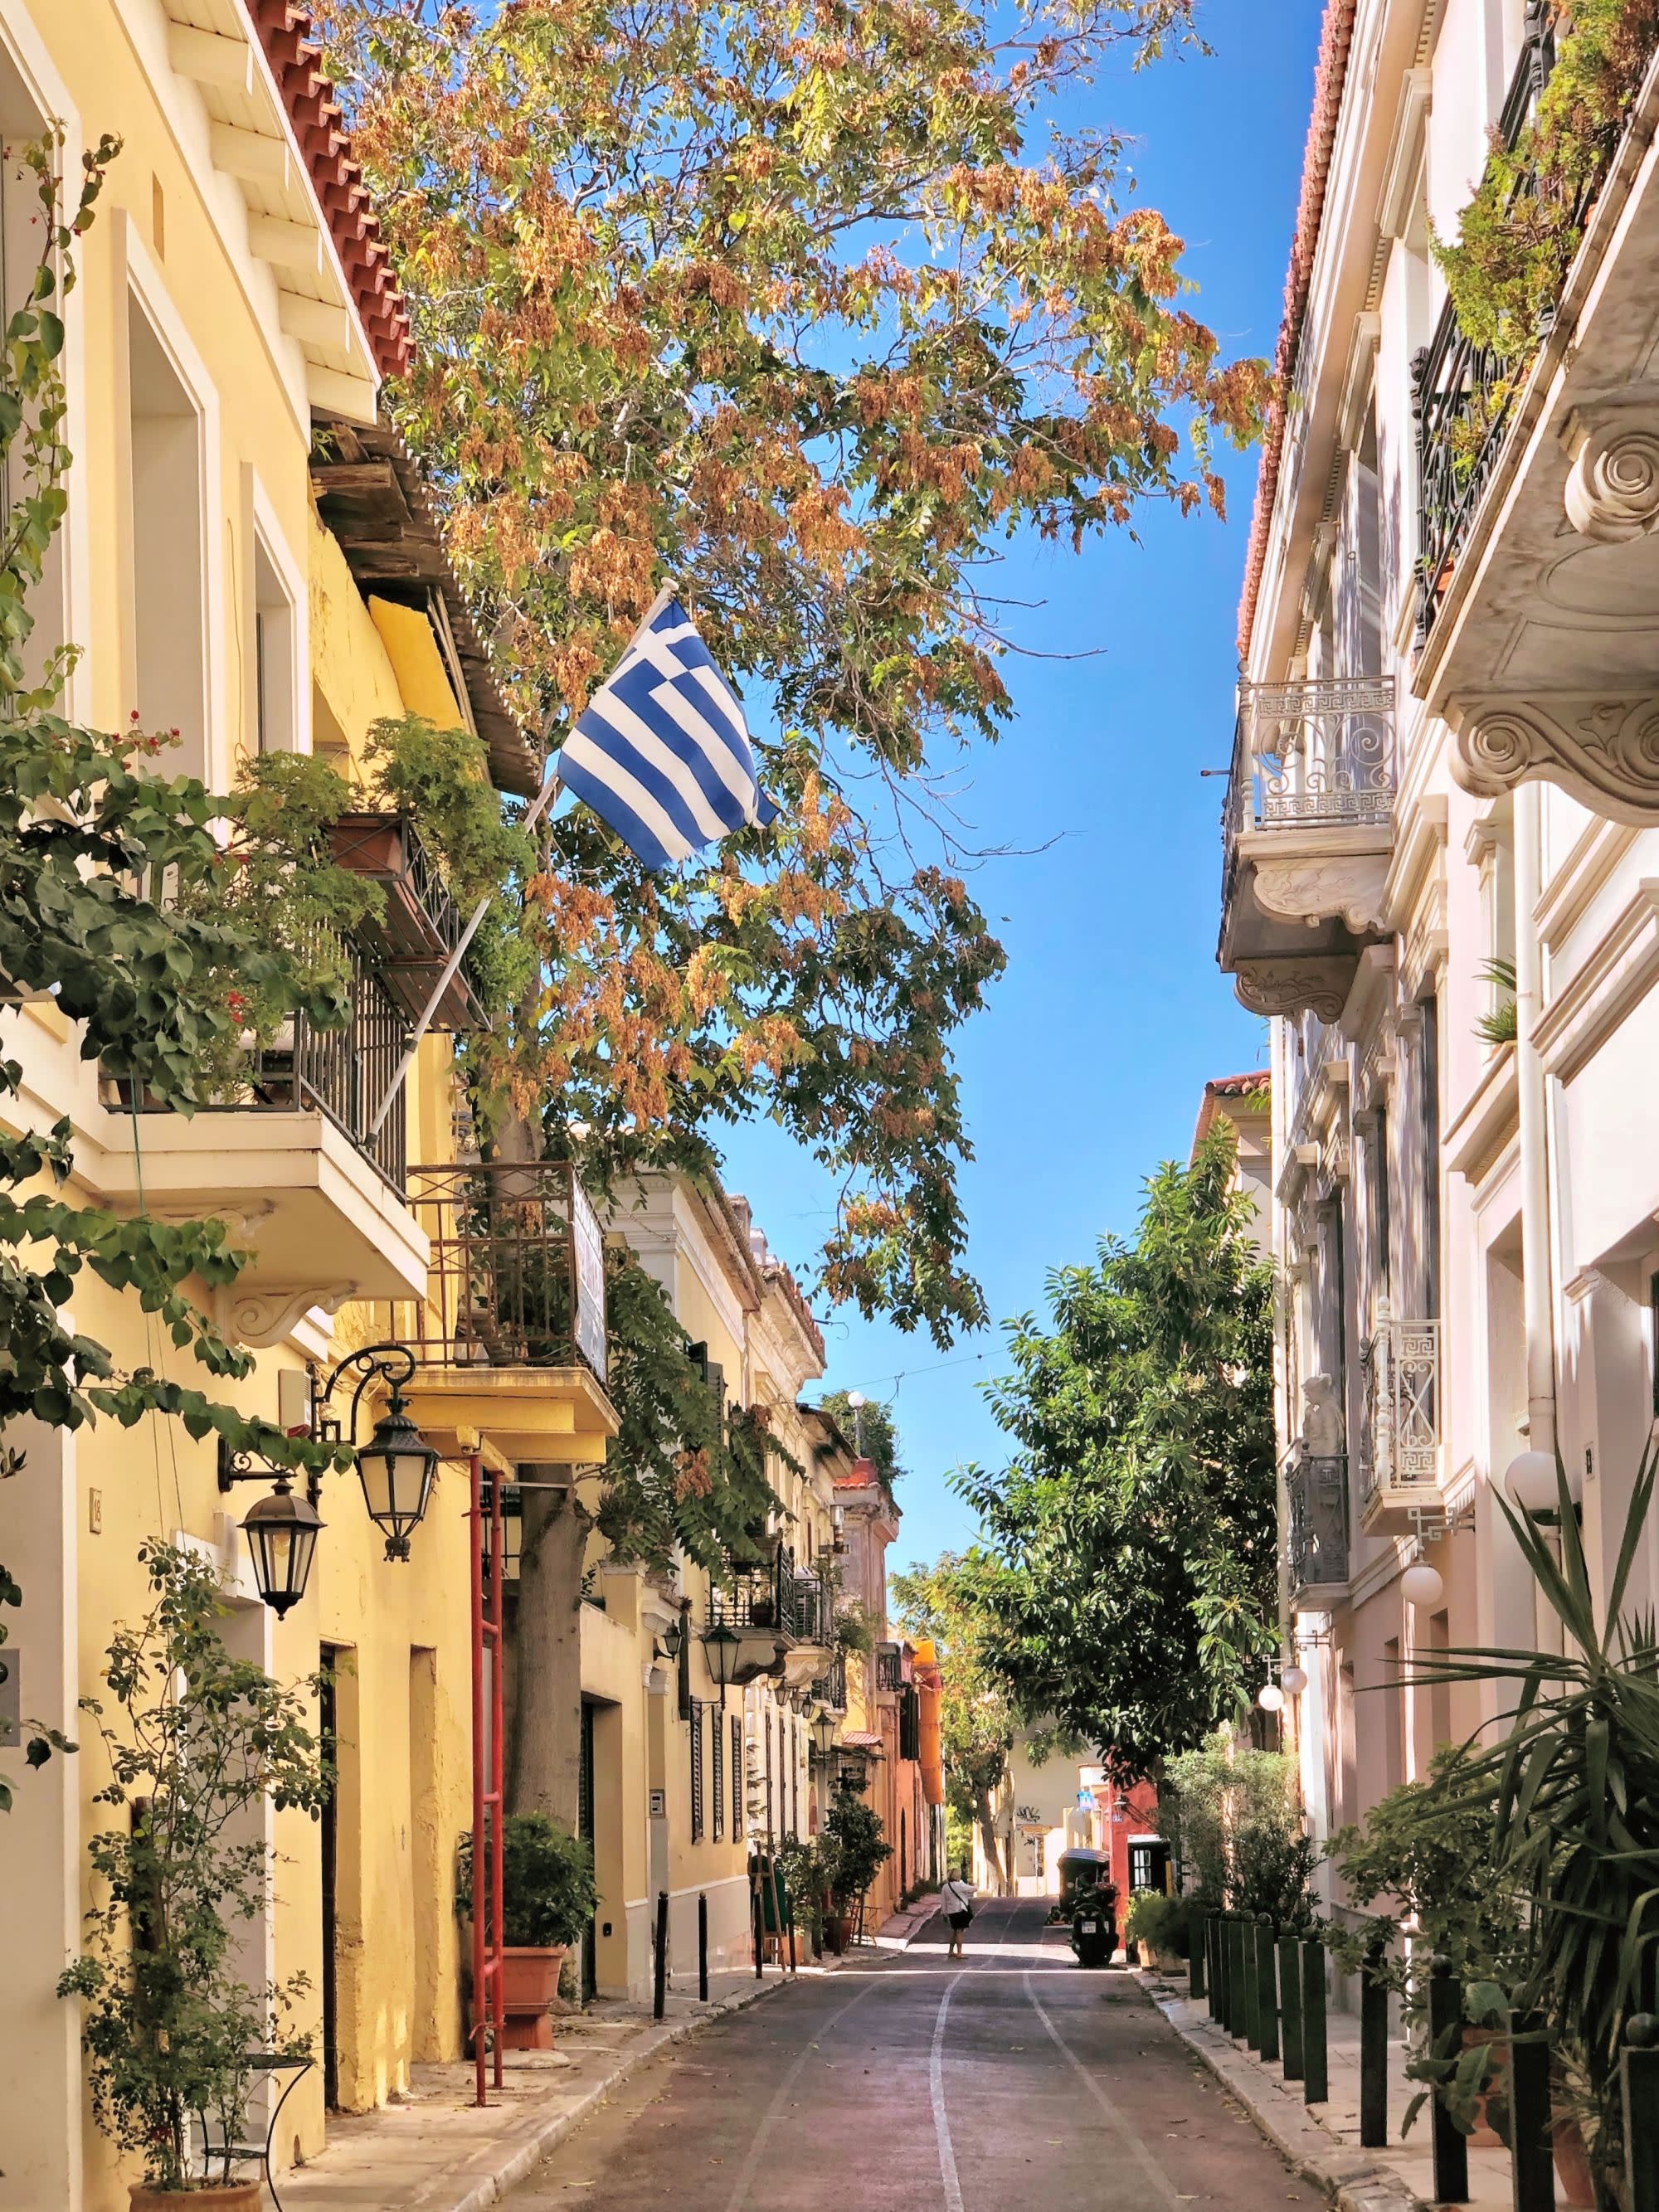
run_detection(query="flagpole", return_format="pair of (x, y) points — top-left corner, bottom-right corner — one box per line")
(362, 579), (678, 1142)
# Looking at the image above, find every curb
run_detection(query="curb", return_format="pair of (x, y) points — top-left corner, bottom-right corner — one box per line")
(1131, 1972), (1422, 2212)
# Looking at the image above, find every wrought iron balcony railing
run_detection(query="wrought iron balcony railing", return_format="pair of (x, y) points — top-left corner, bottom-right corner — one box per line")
(875, 1641), (906, 1692)
(710, 1549), (805, 1643)
(1413, 4), (1632, 642)
(112, 931), (408, 1192)
(328, 812), (484, 1032)
(1222, 674), (1397, 889)
(404, 1159), (609, 1384)
(812, 1649), (849, 1714)
(1360, 1308), (1443, 1509)
(791, 1573), (833, 1648)
(1285, 1445), (1350, 1597)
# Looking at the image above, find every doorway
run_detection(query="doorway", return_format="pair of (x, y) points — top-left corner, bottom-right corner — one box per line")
(1128, 1838), (1170, 1894)
(578, 1698), (597, 2003)
(319, 1651), (340, 2110)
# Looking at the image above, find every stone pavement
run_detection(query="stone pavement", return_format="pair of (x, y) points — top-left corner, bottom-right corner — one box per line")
(1136, 1968), (1529, 2212)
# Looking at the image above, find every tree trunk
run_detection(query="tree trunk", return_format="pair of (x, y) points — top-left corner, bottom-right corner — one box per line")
(508, 1479), (587, 1830)
(973, 1789), (1005, 1894)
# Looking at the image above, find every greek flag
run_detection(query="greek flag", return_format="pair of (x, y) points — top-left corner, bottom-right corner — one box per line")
(555, 591), (778, 869)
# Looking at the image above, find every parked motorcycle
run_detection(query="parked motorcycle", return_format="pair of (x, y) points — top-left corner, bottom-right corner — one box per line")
(1069, 1884), (1117, 1968)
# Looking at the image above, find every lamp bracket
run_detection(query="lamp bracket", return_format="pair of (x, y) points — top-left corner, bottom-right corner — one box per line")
(216, 1436), (324, 1510)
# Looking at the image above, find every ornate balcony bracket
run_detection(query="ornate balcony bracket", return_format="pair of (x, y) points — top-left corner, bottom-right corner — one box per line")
(1563, 391), (1659, 544)
(1249, 852), (1390, 935)
(1449, 692), (1659, 824)
(1232, 957), (1355, 1023)
(215, 1280), (359, 1350)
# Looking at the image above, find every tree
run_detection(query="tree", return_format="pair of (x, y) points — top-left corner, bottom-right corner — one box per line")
(819, 1388), (902, 1489)
(956, 1130), (1277, 1782)
(0, 139), (352, 1804)
(315, 0), (1270, 1347)
(508, 1242), (790, 1824)
(891, 1549), (1016, 1891)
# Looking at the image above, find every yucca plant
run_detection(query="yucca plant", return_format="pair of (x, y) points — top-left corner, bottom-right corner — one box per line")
(1413, 1437), (1659, 2199)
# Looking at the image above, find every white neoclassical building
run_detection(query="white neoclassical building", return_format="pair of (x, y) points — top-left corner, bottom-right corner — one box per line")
(1218, 0), (1659, 1936)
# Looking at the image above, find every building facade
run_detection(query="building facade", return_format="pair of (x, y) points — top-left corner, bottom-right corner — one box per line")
(1219, 0), (1659, 1952)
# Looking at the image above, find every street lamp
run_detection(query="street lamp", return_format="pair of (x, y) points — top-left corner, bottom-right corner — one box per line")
(1400, 1553), (1446, 1608)
(1280, 1663), (1308, 1697)
(1257, 1680), (1284, 1714)
(479, 1480), (524, 1582)
(239, 1473), (324, 1618)
(351, 1381), (440, 1562)
(1504, 1447), (1560, 1516)
(702, 1617), (741, 1706)
(811, 1704), (838, 1762)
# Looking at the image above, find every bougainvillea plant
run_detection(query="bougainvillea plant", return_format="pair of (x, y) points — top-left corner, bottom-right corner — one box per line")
(318, 0), (1271, 1345)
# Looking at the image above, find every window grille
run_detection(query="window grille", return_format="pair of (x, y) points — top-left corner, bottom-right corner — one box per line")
(689, 1699), (705, 1843)
(731, 1715), (743, 1838)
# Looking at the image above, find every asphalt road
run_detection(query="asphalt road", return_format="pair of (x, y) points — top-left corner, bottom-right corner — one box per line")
(501, 1896), (1307, 2211)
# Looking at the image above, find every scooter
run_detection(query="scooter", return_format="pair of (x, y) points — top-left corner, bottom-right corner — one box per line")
(1069, 1887), (1117, 1969)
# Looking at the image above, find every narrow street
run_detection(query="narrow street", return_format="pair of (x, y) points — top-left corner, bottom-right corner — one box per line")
(503, 1898), (1306, 2211)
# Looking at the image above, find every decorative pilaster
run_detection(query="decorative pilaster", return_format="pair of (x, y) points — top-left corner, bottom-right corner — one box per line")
(1449, 693), (1659, 824)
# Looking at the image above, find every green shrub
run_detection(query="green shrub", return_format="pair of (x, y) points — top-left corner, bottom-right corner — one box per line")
(1124, 1889), (1191, 1958)
(456, 1812), (596, 1949)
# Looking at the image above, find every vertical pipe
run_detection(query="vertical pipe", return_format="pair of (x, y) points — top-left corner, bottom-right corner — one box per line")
(1301, 1939), (1329, 2105)
(489, 1466), (504, 2092)
(1428, 1958), (1469, 2202)
(698, 1891), (709, 2003)
(1513, 779), (1555, 1467)
(1280, 1932), (1304, 2080)
(1360, 1950), (1389, 2148)
(1510, 2012), (1554, 2212)
(1254, 1918), (1279, 2062)
(654, 1889), (669, 2020)
(469, 1453), (487, 2106)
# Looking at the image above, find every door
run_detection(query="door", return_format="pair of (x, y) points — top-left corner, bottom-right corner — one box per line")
(319, 1655), (339, 2110)
(578, 1698), (597, 2003)
(1128, 1839), (1170, 1894)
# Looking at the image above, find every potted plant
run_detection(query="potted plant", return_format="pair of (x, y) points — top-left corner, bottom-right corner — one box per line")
(457, 1813), (597, 2049)
(1124, 1890), (1191, 1971)
(820, 1787), (893, 1949)
(57, 1544), (327, 2205)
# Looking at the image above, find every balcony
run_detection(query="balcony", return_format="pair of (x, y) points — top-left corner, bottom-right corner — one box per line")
(328, 813), (484, 1032)
(708, 1553), (799, 1685)
(1358, 1306), (1443, 1529)
(397, 1159), (618, 1464)
(1413, 12), (1659, 823)
(875, 1641), (908, 1694)
(812, 1649), (849, 1714)
(100, 934), (429, 1339)
(1218, 677), (1396, 1022)
(1284, 1445), (1350, 1604)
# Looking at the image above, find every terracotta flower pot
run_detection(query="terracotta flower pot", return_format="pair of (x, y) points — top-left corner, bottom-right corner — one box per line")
(1460, 2025), (1509, 2150)
(484, 1943), (567, 2050)
(129, 2185), (261, 2210)
(1551, 2106), (1597, 2210)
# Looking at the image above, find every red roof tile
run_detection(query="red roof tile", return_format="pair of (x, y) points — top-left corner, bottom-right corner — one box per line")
(243, 0), (412, 382)
(1236, 0), (1357, 663)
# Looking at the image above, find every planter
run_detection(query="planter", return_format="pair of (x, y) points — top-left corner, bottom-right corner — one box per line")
(829, 1913), (854, 1955)
(484, 1943), (568, 2051)
(1460, 2026), (1508, 2150)
(1551, 2106), (1596, 2210)
(129, 2186), (261, 2210)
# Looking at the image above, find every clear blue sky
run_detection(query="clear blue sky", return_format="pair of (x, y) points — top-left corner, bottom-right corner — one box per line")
(720, 2), (1326, 1573)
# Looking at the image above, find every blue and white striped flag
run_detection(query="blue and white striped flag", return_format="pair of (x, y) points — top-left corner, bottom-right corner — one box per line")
(555, 591), (778, 869)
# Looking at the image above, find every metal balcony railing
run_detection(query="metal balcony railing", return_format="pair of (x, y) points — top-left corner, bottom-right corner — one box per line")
(875, 1641), (905, 1693)
(328, 812), (485, 1032)
(404, 1159), (609, 1384)
(1413, 3), (1644, 640)
(812, 1650), (849, 1714)
(114, 931), (407, 1192)
(1285, 1445), (1350, 1596)
(1360, 1309), (1443, 1505)
(791, 1573), (833, 1648)
(710, 1549), (800, 1642)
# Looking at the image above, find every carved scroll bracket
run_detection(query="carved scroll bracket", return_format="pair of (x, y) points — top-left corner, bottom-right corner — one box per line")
(1449, 692), (1659, 824)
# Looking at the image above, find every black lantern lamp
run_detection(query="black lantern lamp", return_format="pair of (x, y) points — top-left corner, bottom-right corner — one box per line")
(811, 1704), (838, 1762)
(353, 1385), (440, 1562)
(240, 1475), (324, 1618)
(701, 1617), (740, 1705)
(479, 1480), (524, 1582)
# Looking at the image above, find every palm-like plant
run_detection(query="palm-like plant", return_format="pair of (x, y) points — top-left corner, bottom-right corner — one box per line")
(1414, 1438), (1659, 2193)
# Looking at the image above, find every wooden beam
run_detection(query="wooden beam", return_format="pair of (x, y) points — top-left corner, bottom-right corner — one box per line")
(309, 460), (403, 502)
(168, 23), (254, 94)
(279, 291), (355, 353)
(248, 215), (323, 275)
(209, 123), (291, 189)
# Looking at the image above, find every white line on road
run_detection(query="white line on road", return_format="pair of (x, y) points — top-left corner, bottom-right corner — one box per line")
(722, 1976), (883, 2212)
(930, 1975), (967, 2212)
(1023, 1971), (1188, 2212)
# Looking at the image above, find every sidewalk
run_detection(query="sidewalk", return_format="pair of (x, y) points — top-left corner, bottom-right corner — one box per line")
(1136, 1968), (1525, 2212)
(281, 1968), (809, 2212)
(872, 1889), (942, 1949)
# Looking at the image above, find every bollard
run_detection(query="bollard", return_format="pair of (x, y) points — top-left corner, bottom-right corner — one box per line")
(1190, 1915), (1206, 2003)
(1279, 1931), (1304, 2082)
(1623, 2014), (1659, 2212)
(1255, 1916), (1279, 2064)
(1229, 1916), (1250, 2040)
(1359, 1945), (1389, 2149)
(654, 1889), (669, 2021)
(1213, 1914), (1228, 2025)
(1241, 1914), (1260, 2050)
(698, 1891), (709, 2003)
(1509, 2011), (1554, 2212)
(1428, 1957), (1470, 2203)
(1301, 1937), (1328, 2105)
(752, 1871), (764, 1980)
(1208, 1914), (1221, 2019)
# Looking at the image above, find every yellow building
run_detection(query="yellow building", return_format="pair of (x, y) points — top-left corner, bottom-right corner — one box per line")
(0, 7), (614, 2207)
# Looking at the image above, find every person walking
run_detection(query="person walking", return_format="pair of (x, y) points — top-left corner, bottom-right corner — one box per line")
(940, 1864), (976, 1957)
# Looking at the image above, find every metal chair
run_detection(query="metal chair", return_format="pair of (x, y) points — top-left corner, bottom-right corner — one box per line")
(193, 2050), (314, 2211)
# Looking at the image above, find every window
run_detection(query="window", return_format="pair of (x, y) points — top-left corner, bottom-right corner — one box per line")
(730, 1715), (742, 1840)
(128, 298), (207, 778)
(1420, 997), (1442, 1319)
(689, 1699), (705, 1844)
(252, 530), (296, 755)
(1368, 1107), (1392, 1318)
(712, 1706), (726, 1842)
